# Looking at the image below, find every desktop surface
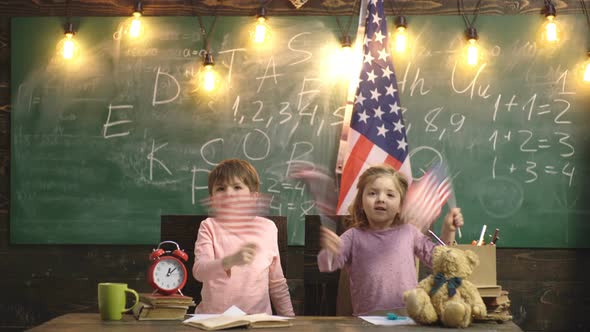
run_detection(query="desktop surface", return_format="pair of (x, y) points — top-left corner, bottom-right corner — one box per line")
(26, 313), (523, 332)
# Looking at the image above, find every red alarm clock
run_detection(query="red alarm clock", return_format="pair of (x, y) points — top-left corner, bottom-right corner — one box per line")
(147, 241), (189, 295)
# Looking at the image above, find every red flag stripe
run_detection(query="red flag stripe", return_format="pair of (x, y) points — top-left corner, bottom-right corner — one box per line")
(337, 134), (374, 212)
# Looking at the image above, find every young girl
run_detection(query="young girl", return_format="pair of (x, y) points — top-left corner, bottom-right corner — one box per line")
(317, 164), (463, 316)
(192, 159), (294, 316)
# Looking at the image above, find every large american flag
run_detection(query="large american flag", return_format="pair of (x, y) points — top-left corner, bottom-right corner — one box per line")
(336, 0), (412, 214)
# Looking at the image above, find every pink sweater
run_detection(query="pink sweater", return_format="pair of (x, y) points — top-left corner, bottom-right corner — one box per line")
(317, 223), (436, 316)
(192, 216), (294, 316)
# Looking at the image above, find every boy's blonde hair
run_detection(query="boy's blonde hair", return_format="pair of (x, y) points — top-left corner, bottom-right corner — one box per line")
(345, 164), (409, 229)
(207, 159), (260, 195)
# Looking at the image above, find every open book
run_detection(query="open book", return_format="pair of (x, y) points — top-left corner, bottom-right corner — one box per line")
(183, 313), (292, 330)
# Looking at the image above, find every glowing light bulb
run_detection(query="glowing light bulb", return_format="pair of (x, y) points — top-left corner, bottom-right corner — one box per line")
(542, 2), (558, 43)
(467, 39), (478, 66)
(545, 16), (557, 42)
(464, 27), (479, 67)
(394, 26), (407, 53)
(63, 33), (75, 59)
(254, 17), (267, 43)
(584, 55), (590, 83)
(129, 12), (142, 38)
(328, 35), (355, 78)
(202, 53), (216, 92)
(583, 62), (590, 83)
(59, 22), (77, 60)
(203, 66), (215, 91)
(253, 6), (269, 44)
(340, 38), (353, 68)
(393, 16), (408, 54)
(341, 44), (352, 54)
(341, 35), (352, 51)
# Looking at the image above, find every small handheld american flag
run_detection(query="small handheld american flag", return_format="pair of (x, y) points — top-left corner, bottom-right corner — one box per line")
(288, 162), (339, 232)
(402, 162), (452, 232)
(199, 194), (274, 241)
(200, 193), (272, 221)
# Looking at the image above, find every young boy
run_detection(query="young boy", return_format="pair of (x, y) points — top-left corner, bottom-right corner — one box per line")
(192, 159), (294, 316)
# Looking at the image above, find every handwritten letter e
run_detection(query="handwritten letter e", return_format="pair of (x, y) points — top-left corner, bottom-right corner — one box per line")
(103, 104), (133, 139)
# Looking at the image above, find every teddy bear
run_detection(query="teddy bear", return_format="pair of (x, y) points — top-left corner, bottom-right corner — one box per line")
(403, 245), (487, 328)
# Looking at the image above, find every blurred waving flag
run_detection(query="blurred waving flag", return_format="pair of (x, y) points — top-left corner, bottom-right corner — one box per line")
(402, 162), (452, 232)
(336, 0), (411, 214)
(200, 194), (272, 221)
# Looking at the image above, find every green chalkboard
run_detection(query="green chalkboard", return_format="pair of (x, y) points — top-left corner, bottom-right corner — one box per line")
(11, 15), (590, 247)
(398, 15), (590, 248)
(11, 16), (348, 245)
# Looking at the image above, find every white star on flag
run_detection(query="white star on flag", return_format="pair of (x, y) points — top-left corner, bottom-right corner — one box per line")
(390, 101), (401, 114)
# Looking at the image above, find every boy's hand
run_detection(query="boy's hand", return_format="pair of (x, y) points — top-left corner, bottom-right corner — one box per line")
(222, 243), (258, 270)
(320, 226), (342, 255)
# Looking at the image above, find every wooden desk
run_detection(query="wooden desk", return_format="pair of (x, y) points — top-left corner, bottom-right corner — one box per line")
(27, 313), (523, 331)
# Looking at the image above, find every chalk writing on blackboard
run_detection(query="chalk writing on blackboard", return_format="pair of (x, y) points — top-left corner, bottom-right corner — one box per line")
(10, 15), (590, 248)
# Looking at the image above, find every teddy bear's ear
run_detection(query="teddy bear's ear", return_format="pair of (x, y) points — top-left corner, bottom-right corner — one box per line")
(464, 249), (480, 268)
(433, 245), (444, 260)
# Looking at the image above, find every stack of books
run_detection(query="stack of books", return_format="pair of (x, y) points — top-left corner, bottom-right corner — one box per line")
(133, 293), (195, 321)
(482, 289), (512, 322)
(454, 244), (513, 323)
(477, 284), (502, 298)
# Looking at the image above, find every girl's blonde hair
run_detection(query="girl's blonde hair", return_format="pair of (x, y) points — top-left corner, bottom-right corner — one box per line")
(344, 164), (409, 229)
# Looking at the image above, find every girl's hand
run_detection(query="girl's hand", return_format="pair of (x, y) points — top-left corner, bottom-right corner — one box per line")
(320, 226), (341, 255)
(222, 243), (258, 270)
(441, 208), (463, 244)
(444, 207), (464, 231)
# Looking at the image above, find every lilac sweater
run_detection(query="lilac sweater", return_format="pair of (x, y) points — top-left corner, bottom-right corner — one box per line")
(317, 223), (436, 315)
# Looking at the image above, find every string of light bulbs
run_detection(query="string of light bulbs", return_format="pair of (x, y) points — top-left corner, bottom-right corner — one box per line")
(54, 1), (590, 86)
(457, 0), (483, 66)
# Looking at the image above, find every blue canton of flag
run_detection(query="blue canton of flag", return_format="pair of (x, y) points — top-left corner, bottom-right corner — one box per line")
(337, 0), (411, 214)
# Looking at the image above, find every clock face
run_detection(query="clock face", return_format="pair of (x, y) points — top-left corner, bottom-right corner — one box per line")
(151, 257), (187, 291)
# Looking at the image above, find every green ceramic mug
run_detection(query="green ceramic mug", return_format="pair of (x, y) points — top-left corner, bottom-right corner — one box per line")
(97, 283), (139, 321)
